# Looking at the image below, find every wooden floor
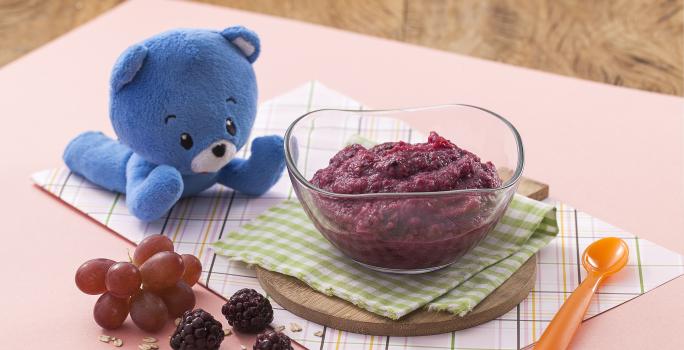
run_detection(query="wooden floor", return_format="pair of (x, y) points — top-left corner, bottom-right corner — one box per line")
(1, 0), (681, 95)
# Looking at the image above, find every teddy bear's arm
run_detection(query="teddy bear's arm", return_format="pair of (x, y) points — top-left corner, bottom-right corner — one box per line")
(218, 135), (286, 196)
(124, 154), (184, 221)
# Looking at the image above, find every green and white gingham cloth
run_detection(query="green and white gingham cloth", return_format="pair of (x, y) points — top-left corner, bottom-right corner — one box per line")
(212, 194), (558, 320)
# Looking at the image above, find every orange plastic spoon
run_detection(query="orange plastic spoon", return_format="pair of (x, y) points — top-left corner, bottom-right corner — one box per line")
(535, 237), (629, 350)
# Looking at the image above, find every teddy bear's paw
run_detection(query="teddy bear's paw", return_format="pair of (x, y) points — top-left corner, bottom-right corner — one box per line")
(250, 135), (285, 165)
(218, 135), (286, 196)
(126, 165), (184, 221)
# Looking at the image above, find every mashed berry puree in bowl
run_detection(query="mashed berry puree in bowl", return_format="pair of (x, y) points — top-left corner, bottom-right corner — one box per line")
(285, 105), (523, 273)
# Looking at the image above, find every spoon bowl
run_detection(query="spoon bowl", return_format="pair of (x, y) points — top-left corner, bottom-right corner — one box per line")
(582, 237), (629, 276)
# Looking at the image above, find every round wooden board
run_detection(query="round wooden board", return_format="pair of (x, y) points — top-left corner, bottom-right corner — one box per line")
(256, 255), (536, 336)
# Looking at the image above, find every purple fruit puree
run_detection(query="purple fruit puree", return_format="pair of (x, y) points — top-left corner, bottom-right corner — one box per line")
(308, 132), (504, 270)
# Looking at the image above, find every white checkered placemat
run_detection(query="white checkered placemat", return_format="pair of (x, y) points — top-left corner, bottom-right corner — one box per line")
(33, 82), (684, 350)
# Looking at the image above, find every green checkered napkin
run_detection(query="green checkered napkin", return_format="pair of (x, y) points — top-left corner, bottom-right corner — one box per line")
(212, 195), (557, 319)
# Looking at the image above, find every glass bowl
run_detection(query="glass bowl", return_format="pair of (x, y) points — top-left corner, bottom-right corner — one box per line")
(284, 105), (524, 274)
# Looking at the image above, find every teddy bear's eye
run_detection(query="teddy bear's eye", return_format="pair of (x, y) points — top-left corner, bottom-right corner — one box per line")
(180, 133), (193, 150)
(226, 118), (237, 136)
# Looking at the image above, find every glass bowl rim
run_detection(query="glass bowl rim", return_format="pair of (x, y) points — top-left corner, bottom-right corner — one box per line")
(283, 104), (525, 199)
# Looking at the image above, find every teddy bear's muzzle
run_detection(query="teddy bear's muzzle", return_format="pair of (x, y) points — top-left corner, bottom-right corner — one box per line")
(191, 140), (237, 173)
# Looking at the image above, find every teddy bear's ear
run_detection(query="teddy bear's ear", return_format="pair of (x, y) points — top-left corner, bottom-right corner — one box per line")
(220, 26), (261, 64)
(110, 44), (148, 93)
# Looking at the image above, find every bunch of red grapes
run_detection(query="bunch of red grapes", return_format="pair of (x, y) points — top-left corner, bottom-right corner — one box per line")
(75, 235), (202, 332)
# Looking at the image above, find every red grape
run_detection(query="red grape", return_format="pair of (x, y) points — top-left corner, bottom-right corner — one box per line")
(93, 292), (129, 329)
(106, 262), (142, 298)
(180, 254), (202, 287)
(75, 258), (115, 295)
(130, 290), (168, 332)
(159, 281), (196, 317)
(133, 235), (174, 266)
(140, 251), (184, 291)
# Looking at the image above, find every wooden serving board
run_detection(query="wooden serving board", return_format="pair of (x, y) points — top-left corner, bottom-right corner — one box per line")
(257, 175), (548, 336)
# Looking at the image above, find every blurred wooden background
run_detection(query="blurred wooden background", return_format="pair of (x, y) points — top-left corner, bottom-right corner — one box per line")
(0, 0), (681, 95)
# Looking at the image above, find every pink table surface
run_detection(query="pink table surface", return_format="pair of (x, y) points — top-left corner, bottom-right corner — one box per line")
(0, 0), (682, 349)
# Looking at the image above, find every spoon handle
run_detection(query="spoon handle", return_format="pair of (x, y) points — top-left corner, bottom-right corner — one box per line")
(535, 273), (602, 350)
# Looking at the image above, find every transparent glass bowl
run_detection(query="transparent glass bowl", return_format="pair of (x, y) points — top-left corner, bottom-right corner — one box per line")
(284, 105), (524, 274)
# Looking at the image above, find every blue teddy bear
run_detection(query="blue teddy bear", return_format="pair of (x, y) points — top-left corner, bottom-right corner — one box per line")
(63, 26), (285, 221)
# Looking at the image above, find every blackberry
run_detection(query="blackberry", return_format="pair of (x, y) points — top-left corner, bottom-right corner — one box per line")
(170, 309), (224, 350)
(253, 331), (293, 350)
(222, 288), (273, 333)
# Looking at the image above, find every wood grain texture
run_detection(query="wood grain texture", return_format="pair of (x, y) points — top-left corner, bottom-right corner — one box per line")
(0, 0), (123, 67)
(403, 0), (684, 95)
(500, 168), (549, 201)
(257, 255), (536, 336)
(517, 176), (549, 201)
(196, 0), (406, 39)
(257, 174), (548, 336)
(1, 0), (682, 95)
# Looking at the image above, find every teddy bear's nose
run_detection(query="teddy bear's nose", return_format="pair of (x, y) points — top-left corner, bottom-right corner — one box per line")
(212, 144), (226, 157)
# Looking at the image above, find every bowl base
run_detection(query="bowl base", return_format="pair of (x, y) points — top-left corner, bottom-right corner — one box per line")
(355, 261), (454, 274)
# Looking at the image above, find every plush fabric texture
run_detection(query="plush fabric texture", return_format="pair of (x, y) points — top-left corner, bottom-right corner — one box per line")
(63, 27), (285, 221)
(63, 131), (132, 193)
(219, 135), (285, 196)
